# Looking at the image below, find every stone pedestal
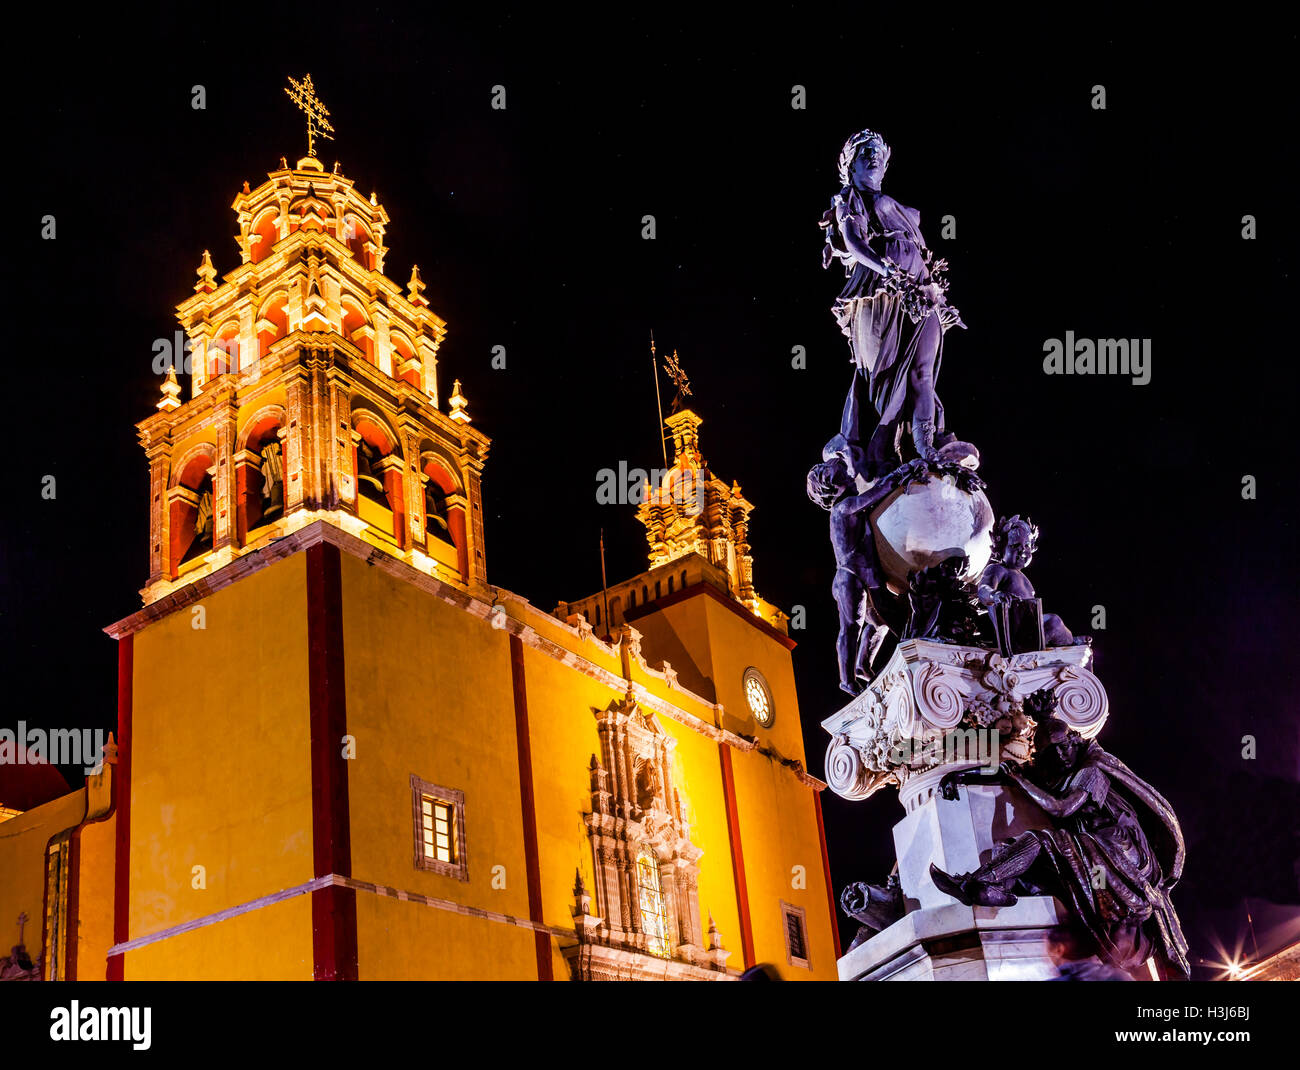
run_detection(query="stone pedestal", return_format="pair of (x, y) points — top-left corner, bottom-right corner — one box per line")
(822, 639), (1106, 981)
(838, 896), (1067, 981)
(893, 764), (1054, 912)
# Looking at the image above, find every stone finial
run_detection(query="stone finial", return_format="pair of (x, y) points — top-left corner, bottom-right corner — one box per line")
(194, 249), (217, 294)
(157, 367), (182, 411)
(660, 660), (678, 689)
(707, 911), (724, 951)
(241, 180), (251, 195)
(571, 869), (603, 939)
(408, 264), (429, 307)
(448, 379), (470, 424)
(572, 869), (591, 915)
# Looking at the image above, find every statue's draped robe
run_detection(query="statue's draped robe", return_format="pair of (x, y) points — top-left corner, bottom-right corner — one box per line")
(831, 188), (945, 477)
(1025, 743), (1190, 974)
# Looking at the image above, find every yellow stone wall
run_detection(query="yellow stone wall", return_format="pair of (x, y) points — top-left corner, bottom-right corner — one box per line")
(83, 532), (836, 980)
(338, 553), (537, 980)
(632, 591), (839, 980)
(0, 790), (83, 974)
(73, 811), (116, 980)
(124, 554), (314, 979)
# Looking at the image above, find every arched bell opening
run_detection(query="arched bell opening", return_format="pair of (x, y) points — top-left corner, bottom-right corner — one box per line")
(340, 298), (374, 365)
(391, 330), (419, 387)
(236, 414), (286, 542)
(420, 454), (466, 579)
(343, 216), (374, 268)
(207, 322), (241, 380)
(352, 413), (406, 547)
(256, 293), (289, 361)
(248, 207), (279, 265)
(424, 481), (451, 542)
(169, 448), (217, 575)
(355, 438), (390, 507)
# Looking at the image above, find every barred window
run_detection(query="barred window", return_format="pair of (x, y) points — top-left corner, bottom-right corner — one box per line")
(781, 901), (810, 969)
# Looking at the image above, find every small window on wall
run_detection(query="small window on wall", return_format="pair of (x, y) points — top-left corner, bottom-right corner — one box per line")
(781, 901), (810, 969)
(410, 775), (467, 881)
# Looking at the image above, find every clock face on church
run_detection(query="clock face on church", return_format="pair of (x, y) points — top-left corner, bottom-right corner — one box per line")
(743, 667), (774, 727)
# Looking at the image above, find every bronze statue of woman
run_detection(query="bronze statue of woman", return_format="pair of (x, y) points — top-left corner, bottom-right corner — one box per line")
(821, 129), (963, 478)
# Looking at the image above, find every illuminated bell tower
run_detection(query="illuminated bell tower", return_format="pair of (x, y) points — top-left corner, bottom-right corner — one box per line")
(636, 408), (764, 613)
(136, 135), (489, 605)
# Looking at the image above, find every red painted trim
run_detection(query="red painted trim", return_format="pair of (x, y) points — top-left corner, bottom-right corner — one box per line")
(306, 542), (358, 981)
(65, 828), (81, 980)
(718, 744), (755, 969)
(813, 791), (842, 960)
(108, 634), (133, 982)
(509, 634), (552, 980)
(625, 581), (796, 651)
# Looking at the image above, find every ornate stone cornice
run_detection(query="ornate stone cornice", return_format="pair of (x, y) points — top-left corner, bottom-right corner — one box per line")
(822, 638), (1107, 803)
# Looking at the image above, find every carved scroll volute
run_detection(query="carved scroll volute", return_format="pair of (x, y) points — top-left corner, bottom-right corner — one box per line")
(825, 735), (892, 801)
(882, 671), (915, 740)
(1051, 664), (1109, 737)
(912, 662), (966, 733)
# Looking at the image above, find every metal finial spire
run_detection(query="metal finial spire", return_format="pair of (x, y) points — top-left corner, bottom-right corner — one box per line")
(284, 74), (335, 159)
(662, 348), (693, 413)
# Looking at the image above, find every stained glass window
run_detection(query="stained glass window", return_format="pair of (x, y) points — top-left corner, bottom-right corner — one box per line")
(637, 852), (670, 958)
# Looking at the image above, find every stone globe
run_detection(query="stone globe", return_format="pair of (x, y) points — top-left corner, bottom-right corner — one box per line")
(869, 473), (994, 593)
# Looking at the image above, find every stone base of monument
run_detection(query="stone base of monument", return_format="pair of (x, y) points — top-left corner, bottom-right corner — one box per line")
(893, 764), (1055, 912)
(838, 896), (1067, 981)
(822, 639), (1110, 981)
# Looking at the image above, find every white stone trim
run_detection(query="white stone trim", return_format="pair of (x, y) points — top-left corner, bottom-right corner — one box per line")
(108, 872), (575, 959)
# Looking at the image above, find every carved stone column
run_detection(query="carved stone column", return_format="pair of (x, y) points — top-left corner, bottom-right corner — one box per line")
(145, 441), (171, 585)
(282, 370), (310, 515)
(212, 401), (238, 552)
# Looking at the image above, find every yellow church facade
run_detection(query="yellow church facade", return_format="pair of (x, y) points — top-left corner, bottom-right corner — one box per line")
(0, 143), (840, 982)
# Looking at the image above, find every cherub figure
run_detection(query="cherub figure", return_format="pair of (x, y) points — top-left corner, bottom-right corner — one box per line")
(977, 515), (1085, 648)
(808, 452), (926, 694)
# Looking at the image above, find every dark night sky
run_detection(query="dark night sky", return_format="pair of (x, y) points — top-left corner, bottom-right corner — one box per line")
(4, 11), (1296, 976)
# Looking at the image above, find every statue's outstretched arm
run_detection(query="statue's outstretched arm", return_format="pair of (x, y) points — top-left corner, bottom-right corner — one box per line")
(1011, 772), (1090, 819)
(839, 458), (927, 518)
